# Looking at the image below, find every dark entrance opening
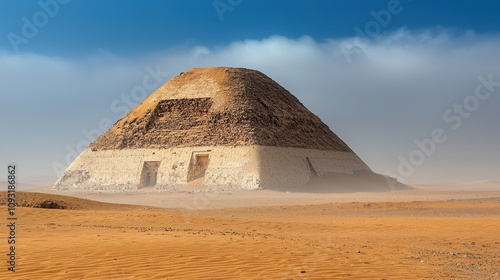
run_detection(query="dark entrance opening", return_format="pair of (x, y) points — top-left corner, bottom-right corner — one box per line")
(188, 154), (210, 182)
(140, 161), (160, 188)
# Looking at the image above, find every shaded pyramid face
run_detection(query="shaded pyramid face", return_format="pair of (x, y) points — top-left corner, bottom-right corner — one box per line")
(90, 67), (353, 152)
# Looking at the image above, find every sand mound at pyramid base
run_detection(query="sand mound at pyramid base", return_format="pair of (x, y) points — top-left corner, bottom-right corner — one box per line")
(0, 191), (160, 211)
(268, 170), (410, 193)
(142, 171), (409, 194)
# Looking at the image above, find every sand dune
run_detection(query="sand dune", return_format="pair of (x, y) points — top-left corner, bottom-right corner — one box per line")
(1, 192), (499, 279)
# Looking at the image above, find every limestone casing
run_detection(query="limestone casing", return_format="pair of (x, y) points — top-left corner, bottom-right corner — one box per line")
(53, 146), (370, 191)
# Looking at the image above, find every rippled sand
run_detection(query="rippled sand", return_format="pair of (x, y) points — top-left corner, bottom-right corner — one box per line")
(2, 190), (499, 279)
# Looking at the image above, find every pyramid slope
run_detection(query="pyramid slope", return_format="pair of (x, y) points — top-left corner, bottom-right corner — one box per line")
(54, 67), (382, 192)
(90, 67), (353, 152)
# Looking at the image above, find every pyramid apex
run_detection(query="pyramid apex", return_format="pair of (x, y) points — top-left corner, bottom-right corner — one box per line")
(90, 67), (352, 152)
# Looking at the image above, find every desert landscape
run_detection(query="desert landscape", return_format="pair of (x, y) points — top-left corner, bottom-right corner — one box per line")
(3, 1), (500, 279)
(2, 67), (499, 279)
(2, 184), (500, 279)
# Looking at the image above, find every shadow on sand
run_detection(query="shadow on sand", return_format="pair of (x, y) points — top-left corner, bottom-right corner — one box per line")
(268, 170), (411, 194)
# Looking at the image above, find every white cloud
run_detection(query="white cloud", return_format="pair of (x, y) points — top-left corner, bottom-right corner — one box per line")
(1, 28), (499, 183)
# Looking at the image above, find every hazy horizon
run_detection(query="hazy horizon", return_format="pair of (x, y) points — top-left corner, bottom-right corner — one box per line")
(1, 1), (499, 184)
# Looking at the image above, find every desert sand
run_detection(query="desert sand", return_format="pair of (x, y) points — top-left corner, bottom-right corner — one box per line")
(1, 184), (500, 279)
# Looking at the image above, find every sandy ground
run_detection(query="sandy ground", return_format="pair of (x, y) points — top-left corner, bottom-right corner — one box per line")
(1, 183), (499, 279)
(22, 180), (500, 210)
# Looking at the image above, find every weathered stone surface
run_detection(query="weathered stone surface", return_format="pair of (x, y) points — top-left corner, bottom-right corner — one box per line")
(55, 67), (375, 191)
(89, 67), (352, 151)
(54, 146), (370, 191)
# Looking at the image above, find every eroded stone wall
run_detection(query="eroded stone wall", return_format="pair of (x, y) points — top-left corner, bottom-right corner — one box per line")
(89, 68), (354, 152)
(53, 146), (370, 191)
(256, 147), (371, 189)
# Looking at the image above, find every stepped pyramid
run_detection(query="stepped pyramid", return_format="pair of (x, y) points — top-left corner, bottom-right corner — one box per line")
(54, 67), (392, 192)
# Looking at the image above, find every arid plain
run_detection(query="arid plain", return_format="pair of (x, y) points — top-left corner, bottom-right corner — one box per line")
(1, 182), (500, 279)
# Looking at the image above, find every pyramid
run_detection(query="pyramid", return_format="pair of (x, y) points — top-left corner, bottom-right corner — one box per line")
(54, 67), (387, 192)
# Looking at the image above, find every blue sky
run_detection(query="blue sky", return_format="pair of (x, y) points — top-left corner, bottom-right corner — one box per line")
(2, 0), (500, 56)
(1, 0), (500, 184)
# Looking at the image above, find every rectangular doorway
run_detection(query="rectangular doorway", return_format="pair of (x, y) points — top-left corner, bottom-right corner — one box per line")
(140, 161), (160, 187)
(188, 154), (210, 182)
